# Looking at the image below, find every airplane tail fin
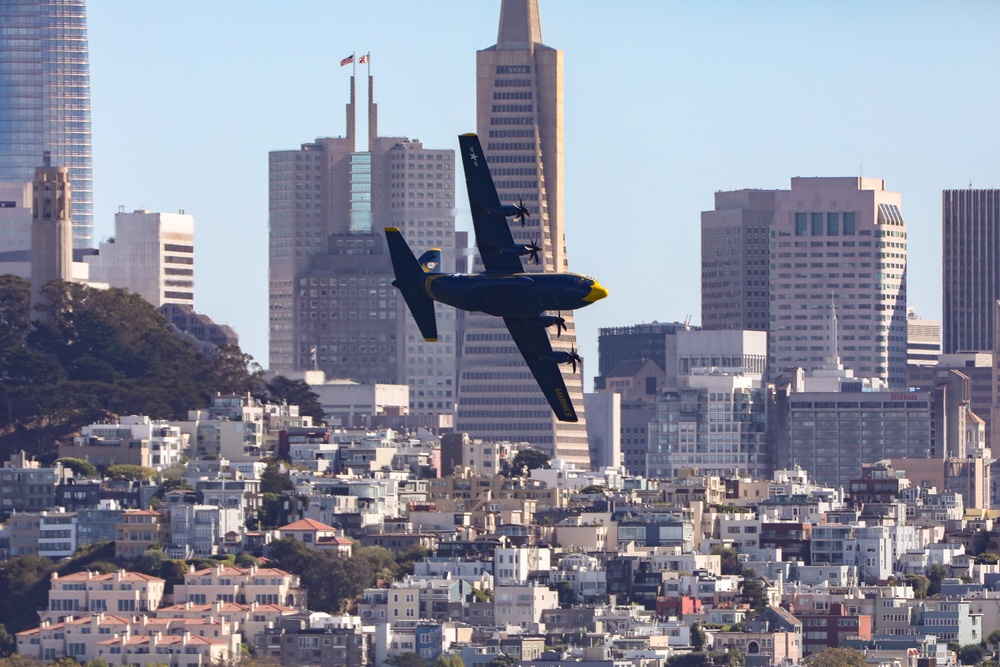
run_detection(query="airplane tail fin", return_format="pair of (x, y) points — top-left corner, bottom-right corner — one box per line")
(385, 227), (438, 341)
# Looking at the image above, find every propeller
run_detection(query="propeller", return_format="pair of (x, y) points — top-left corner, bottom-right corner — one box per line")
(565, 346), (583, 374)
(525, 238), (541, 264)
(512, 198), (530, 226)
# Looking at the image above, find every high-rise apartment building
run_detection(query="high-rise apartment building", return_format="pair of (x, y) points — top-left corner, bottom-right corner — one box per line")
(770, 177), (908, 387)
(701, 189), (776, 332)
(0, 0), (93, 247)
(942, 189), (1000, 354)
(454, 0), (589, 466)
(85, 209), (195, 307)
(268, 75), (457, 421)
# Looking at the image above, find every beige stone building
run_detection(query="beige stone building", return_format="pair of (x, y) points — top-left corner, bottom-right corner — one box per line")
(154, 600), (298, 648)
(172, 564), (306, 609)
(17, 613), (238, 666)
(41, 570), (165, 624)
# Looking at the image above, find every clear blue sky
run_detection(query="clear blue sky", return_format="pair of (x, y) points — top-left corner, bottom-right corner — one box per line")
(87, 1), (1000, 374)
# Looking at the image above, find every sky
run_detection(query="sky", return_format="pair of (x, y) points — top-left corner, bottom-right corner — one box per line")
(86, 1), (1000, 379)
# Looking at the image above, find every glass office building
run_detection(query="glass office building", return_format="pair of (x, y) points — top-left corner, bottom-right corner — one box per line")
(0, 0), (93, 247)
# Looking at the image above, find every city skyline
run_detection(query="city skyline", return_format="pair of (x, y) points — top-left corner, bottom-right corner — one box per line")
(85, 2), (1000, 375)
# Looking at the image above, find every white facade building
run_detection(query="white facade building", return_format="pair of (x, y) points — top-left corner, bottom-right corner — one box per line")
(86, 209), (194, 307)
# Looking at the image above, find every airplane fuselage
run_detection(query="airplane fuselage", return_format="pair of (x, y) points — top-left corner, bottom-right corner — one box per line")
(421, 271), (606, 318)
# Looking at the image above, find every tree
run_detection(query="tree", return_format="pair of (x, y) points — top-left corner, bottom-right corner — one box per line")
(739, 571), (768, 611)
(0, 556), (56, 632)
(927, 563), (949, 596)
(260, 463), (294, 494)
(105, 464), (156, 482)
(690, 623), (707, 651)
(488, 654), (518, 667)
(905, 574), (930, 598)
(975, 553), (1000, 565)
(431, 655), (465, 667)
(0, 624), (14, 658)
(711, 545), (743, 576)
(46, 657), (80, 667)
(385, 653), (428, 667)
(987, 628), (1000, 649)
(802, 647), (867, 667)
(55, 457), (98, 478)
(0, 279), (265, 459)
(958, 644), (987, 666)
(509, 448), (550, 475)
(553, 580), (577, 605)
(723, 648), (745, 667)
(154, 477), (194, 498)
(263, 376), (325, 425)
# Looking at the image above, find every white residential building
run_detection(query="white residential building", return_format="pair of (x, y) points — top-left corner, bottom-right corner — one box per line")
(494, 547), (552, 586)
(493, 585), (559, 632)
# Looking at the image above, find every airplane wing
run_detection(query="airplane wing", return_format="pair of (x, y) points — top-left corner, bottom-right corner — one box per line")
(503, 316), (578, 422)
(458, 133), (524, 274)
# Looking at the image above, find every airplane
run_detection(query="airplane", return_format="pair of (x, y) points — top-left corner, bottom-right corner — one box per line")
(384, 132), (608, 422)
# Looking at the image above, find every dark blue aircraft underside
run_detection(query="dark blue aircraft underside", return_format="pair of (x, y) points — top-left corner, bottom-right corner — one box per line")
(423, 273), (601, 318)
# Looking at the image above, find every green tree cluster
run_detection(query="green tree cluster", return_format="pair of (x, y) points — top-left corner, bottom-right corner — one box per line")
(802, 647), (867, 667)
(507, 448), (550, 475)
(0, 278), (264, 457)
(266, 539), (409, 613)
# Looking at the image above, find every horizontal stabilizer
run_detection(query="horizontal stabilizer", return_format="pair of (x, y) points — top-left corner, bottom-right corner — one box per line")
(416, 248), (442, 273)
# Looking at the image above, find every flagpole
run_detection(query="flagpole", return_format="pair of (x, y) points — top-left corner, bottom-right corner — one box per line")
(352, 51), (356, 77)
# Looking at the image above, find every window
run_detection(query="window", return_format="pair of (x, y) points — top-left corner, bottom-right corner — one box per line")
(843, 212), (856, 235)
(827, 212), (840, 235)
(811, 212), (824, 235)
(795, 212), (808, 236)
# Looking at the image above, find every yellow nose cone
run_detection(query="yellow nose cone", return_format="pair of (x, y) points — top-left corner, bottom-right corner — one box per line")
(584, 281), (609, 303)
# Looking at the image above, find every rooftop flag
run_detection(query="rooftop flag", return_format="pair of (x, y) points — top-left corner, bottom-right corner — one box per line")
(359, 53), (369, 64)
(340, 53), (354, 67)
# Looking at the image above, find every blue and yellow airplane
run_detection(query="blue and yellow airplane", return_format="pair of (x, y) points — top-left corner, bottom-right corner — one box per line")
(385, 133), (608, 422)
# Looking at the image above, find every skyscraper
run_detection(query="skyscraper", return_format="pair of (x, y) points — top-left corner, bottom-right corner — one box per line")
(701, 189), (776, 332)
(942, 189), (1000, 354)
(453, 0), (590, 467)
(0, 0), (93, 247)
(769, 177), (908, 387)
(268, 75), (458, 421)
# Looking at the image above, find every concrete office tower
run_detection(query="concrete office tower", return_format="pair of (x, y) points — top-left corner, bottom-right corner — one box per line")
(596, 321), (694, 382)
(647, 329), (769, 480)
(943, 189), (1000, 354)
(0, 0), (93, 247)
(906, 307), (940, 368)
(86, 210), (194, 307)
(701, 190), (777, 332)
(269, 75), (457, 422)
(454, 0), (589, 465)
(770, 177), (908, 387)
(30, 166), (72, 306)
